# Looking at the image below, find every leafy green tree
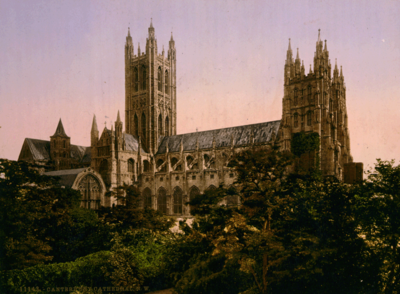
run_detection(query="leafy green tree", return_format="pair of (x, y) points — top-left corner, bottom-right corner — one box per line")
(98, 184), (174, 233)
(0, 159), (81, 270)
(358, 159), (400, 293)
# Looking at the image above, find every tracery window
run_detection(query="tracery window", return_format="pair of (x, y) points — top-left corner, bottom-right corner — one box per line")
(143, 188), (152, 209)
(173, 187), (183, 214)
(99, 159), (109, 185)
(294, 88), (298, 105)
(308, 85), (312, 102)
(158, 114), (163, 137)
(141, 113), (146, 141)
(134, 67), (139, 92)
(307, 111), (312, 126)
(158, 67), (162, 91)
(157, 188), (167, 214)
(189, 186), (200, 214)
(165, 70), (169, 94)
(128, 158), (134, 173)
(142, 66), (146, 90)
(294, 113), (299, 128)
(134, 114), (138, 137)
(78, 175), (101, 210)
(143, 160), (150, 172)
(165, 116), (169, 136)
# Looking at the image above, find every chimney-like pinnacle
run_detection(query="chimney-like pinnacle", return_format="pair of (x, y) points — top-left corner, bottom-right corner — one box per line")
(91, 115), (98, 133)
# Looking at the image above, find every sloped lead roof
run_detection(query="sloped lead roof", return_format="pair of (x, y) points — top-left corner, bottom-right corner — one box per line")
(100, 128), (146, 153)
(124, 133), (146, 152)
(157, 120), (281, 154)
(52, 119), (68, 137)
(21, 138), (91, 162)
(45, 168), (86, 187)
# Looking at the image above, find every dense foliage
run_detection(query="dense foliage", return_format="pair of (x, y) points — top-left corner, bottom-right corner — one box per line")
(2, 155), (400, 293)
(291, 132), (320, 157)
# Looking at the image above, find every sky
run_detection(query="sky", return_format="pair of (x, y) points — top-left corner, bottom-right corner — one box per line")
(0, 0), (399, 171)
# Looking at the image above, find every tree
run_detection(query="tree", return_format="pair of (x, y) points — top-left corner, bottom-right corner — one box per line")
(178, 147), (380, 294)
(98, 184), (174, 233)
(0, 159), (81, 270)
(358, 159), (400, 293)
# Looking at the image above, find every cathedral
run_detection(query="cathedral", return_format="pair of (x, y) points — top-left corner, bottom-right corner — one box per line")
(18, 22), (363, 214)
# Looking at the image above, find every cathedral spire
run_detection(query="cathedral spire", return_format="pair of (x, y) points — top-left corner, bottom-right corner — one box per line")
(324, 39), (328, 51)
(53, 119), (68, 137)
(148, 18), (155, 39)
(117, 110), (121, 123)
(318, 29), (321, 42)
(91, 114), (98, 133)
(286, 38), (293, 64)
(128, 27), (131, 37)
(309, 64), (312, 74)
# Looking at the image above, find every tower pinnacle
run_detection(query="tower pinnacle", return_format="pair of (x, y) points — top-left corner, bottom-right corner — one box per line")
(91, 115), (98, 132)
(53, 119), (68, 137)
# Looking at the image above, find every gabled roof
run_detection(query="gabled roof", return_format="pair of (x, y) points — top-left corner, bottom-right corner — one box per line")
(124, 133), (146, 153)
(157, 120), (281, 154)
(19, 138), (91, 163)
(52, 119), (68, 137)
(23, 138), (51, 161)
(45, 168), (86, 187)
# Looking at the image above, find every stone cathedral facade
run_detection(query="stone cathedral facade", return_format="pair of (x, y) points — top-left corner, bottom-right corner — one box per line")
(18, 23), (362, 214)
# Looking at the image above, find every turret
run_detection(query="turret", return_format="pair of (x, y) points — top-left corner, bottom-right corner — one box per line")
(50, 118), (71, 170)
(115, 110), (123, 151)
(91, 115), (99, 147)
(295, 48), (301, 76)
(125, 27), (134, 62)
(284, 39), (293, 84)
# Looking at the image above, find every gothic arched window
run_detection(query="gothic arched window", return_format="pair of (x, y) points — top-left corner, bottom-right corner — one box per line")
(165, 70), (169, 94)
(173, 187), (183, 214)
(158, 67), (162, 91)
(141, 112), (146, 141)
(63, 140), (66, 148)
(99, 159), (109, 185)
(308, 85), (312, 102)
(157, 188), (167, 214)
(78, 175), (101, 210)
(294, 113), (299, 128)
(143, 188), (152, 209)
(128, 158), (134, 173)
(134, 67), (139, 92)
(142, 66), (146, 90)
(143, 160), (150, 172)
(307, 111), (312, 126)
(189, 186), (200, 214)
(165, 116), (169, 136)
(294, 88), (298, 105)
(329, 99), (333, 112)
(158, 114), (163, 137)
(134, 114), (138, 137)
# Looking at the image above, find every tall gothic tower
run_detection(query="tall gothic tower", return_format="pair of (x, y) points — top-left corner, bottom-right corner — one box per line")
(125, 20), (177, 154)
(281, 30), (354, 180)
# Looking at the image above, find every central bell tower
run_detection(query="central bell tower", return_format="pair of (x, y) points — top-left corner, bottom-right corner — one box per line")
(125, 20), (177, 154)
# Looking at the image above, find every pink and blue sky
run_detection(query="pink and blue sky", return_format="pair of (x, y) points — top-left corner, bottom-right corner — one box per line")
(0, 0), (399, 170)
